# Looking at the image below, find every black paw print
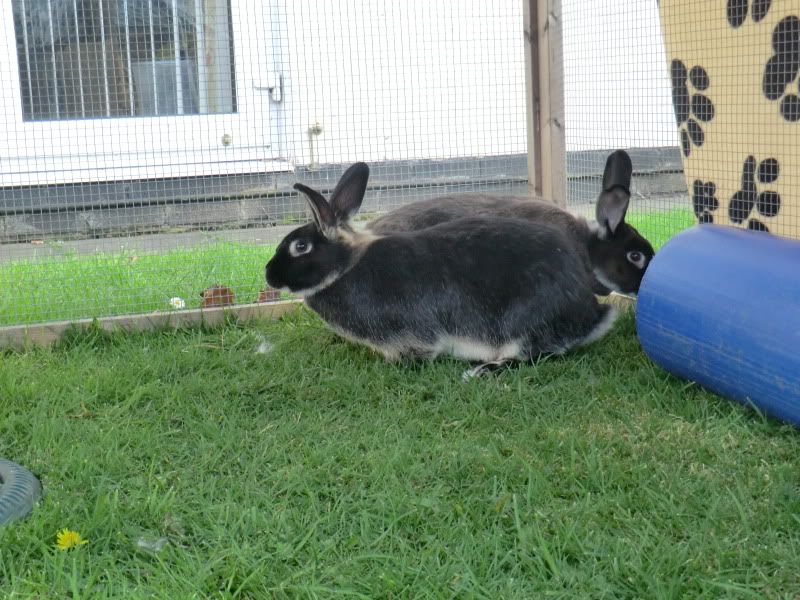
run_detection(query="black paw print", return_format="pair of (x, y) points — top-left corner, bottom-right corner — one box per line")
(727, 0), (771, 28)
(728, 156), (780, 232)
(762, 16), (800, 122)
(692, 180), (719, 223)
(670, 60), (715, 157)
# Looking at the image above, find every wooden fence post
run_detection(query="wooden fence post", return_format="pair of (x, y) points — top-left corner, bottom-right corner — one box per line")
(524, 0), (566, 207)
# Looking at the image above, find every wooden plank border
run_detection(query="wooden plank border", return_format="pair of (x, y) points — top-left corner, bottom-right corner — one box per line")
(524, 0), (566, 206)
(1, 293), (633, 351)
(0, 300), (303, 351)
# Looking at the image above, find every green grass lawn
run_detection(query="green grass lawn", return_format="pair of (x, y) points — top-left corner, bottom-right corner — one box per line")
(0, 208), (697, 328)
(0, 242), (275, 327)
(1, 308), (798, 598)
(628, 207), (696, 250)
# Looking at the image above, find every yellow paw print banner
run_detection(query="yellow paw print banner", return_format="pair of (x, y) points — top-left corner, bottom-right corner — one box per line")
(658, 0), (800, 239)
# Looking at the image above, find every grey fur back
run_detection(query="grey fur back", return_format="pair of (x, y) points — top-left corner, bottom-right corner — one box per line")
(305, 217), (611, 360)
(368, 194), (596, 279)
(266, 162), (618, 364)
(369, 194), (590, 239)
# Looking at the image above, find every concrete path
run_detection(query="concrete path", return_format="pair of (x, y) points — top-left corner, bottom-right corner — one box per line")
(0, 194), (689, 263)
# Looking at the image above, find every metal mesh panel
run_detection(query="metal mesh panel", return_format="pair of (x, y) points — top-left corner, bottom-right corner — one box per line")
(562, 0), (689, 245)
(6, 1), (795, 329)
(1, 0), (526, 326)
(563, 0), (800, 246)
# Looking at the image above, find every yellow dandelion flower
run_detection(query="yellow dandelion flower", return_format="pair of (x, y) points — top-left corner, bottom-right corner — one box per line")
(55, 528), (88, 550)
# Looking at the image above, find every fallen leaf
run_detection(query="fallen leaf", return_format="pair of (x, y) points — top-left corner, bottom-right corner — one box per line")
(200, 285), (235, 307)
(257, 288), (282, 302)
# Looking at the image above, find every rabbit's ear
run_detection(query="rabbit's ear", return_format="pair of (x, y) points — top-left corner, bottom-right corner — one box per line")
(601, 150), (632, 194)
(596, 188), (631, 234)
(294, 183), (337, 234)
(330, 162), (370, 222)
(597, 150), (632, 234)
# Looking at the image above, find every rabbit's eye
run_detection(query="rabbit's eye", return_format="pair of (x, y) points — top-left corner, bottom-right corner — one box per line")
(289, 239), (313, 257)
(626, 250), (646, 269)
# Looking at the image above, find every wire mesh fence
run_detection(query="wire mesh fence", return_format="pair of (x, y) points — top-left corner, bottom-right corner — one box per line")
(658, 0), (800, 240)
(561, 0), (799, 247)
(2, 0), (795, 329)
(1, 0), (528, 327)
(562, 0), (690, 247)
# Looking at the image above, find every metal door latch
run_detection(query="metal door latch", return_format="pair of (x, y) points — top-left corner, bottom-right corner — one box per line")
(255, 74), (283, 103)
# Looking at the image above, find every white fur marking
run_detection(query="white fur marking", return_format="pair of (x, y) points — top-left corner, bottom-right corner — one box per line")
(292, 272), (341, 298)
(577, 306), (619, 348)
(325, 324), (405, 360)
(435, 336), (522, 362)
(322, 329), (523, 364)
(587, 218), (607, 240)
(593, 268), (622, 294)
(337, 225), (380, 247)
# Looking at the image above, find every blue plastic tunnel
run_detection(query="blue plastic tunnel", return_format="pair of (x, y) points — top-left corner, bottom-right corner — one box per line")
(636, 225), (800, 426)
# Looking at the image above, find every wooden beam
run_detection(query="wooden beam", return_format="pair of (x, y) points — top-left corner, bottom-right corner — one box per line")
(524, 0), (566, 207)
(0, 293), (634, 351)
(0, 300), (302, 351)
(538, 0), (566, 207)
(523, 0), (543, 200)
